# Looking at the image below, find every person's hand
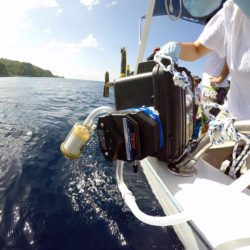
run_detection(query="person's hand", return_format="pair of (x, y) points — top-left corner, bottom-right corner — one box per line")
(160, 42), (181, 63)
(209, 76), (223, 86)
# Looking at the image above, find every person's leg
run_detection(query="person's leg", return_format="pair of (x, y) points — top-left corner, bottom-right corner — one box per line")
(217, 87), (229, 105)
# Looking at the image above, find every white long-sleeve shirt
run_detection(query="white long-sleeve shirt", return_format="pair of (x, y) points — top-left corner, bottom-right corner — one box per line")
(199, 0), (250, 119)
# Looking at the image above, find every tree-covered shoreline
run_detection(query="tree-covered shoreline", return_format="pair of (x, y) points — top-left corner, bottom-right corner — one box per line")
(0, 58), (62, 78)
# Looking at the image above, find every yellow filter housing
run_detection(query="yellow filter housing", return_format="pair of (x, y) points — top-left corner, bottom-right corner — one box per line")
(60, 123), (90, 159)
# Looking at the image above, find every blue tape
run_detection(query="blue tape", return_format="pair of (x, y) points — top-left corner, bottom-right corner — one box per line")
(130, 106), (164, 151)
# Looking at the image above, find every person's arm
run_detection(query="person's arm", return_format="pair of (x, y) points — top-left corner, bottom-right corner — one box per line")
(160, 8), (225, 63)
(158, 40), (211, 63)
(178, 40), (211, 61)
(210, 61), (229, 86)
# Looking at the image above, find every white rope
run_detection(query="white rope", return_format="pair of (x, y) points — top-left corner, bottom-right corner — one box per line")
(154, 53), (250, 179)
(165, 0), (182, 21)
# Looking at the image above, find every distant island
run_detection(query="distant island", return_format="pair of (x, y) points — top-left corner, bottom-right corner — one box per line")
(0, 58), (62, 78)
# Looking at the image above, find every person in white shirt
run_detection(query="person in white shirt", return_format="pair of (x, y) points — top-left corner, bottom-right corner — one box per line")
(156, 0), (250, 176)
(201, 53), (229, 112)
(200, 51), (230, 134)
(159, 0), (250, 120)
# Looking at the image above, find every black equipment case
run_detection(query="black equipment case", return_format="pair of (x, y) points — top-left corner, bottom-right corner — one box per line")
(113, 60), (194, 163)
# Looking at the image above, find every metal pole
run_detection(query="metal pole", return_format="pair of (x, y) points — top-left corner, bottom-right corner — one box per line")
(134, 0), (156, 74)
(120, 47), (127, 78)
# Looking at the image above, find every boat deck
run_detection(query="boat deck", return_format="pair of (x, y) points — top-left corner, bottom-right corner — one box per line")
(141, 156), (250, 249)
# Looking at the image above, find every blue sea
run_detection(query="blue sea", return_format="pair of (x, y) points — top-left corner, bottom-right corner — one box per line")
(0, 77), (184, 250)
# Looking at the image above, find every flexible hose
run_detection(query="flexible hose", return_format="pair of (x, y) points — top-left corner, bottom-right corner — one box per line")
(83, 106), (115, 127)
(116, 160), (192, 226)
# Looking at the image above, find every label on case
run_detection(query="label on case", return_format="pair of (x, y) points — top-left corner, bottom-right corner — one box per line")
(122, 118), (132, 161)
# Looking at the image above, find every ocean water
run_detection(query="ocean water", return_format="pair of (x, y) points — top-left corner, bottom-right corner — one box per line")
(0, 77), (184, 250)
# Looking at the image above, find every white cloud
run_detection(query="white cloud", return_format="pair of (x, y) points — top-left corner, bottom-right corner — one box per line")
(81, 34), (99, 48)
(44, 28), (52, 34)
(38, 0), (59, 7)
(44, 39), (81, 56)
(0, 33), (106, 80)
(80, 0), (100, 10)
(60, 42), (83, 55)
(56, 8), (63, 15)
(1, 0), (59, 12)
(0, 0), (59, 44)
(107, 1), (117, 8)
(35, 35), (103, 78)
(0, 1), (105, 80)
(44, 34), (102, 55)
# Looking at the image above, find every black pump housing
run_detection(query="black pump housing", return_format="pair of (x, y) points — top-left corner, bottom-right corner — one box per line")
(112, 60), (194, 163)
(97, 110), (161, 162)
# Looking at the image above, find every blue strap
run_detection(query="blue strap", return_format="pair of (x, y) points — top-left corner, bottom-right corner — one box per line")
(130, 106), (164, 151)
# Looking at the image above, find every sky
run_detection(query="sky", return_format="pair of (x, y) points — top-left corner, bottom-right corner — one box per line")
(0, 0), (207, 81)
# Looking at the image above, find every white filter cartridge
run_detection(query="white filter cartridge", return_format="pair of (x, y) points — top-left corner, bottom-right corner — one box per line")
(61, 123), (90, 159)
